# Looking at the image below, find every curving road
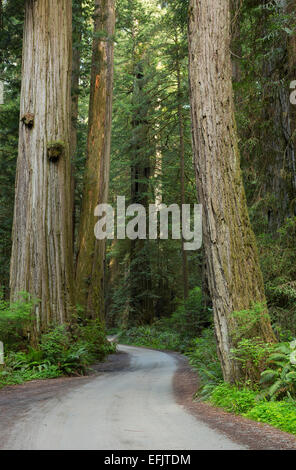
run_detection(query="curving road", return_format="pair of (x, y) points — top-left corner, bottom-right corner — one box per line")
(4, 345), (245, 450)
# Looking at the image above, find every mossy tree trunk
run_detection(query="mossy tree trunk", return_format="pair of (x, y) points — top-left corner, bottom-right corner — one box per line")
(75, 0), (115, 320)
(188, 0), (275, 383)
(10, 0), (74, 330)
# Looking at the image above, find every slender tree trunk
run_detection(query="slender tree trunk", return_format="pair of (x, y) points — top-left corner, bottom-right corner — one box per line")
(129, 62), (154, 326)
(188, 0), (275, 383)
(0, 0), (3, 73)
(175, 38), (189, 300)
(10, 0), (74, 331)
(0, 1), (2, 30)
(75, 0), (115, 319)
(287, 0), (296, 199)
(257, 2), (295, 230)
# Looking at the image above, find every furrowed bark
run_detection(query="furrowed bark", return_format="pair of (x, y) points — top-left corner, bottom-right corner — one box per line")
(75, 0), (115, 319)
(188, 0), (275, 382)
(10, 0), (74, 330)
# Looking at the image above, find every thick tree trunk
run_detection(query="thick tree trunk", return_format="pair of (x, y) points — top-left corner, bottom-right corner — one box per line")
(10, 0), (74, 330)
(188, 0), (275, 383)
(75, 0), (115, 319)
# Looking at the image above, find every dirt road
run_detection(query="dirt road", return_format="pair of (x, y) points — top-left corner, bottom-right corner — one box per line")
(1, 345), (295, 450)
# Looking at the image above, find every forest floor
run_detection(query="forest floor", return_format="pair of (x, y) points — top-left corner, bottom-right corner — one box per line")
(0, 345), (295, 450)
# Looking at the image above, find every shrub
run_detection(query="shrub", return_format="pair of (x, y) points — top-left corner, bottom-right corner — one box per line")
(40, 325), (72, 364)
(210, 383), (258, 414)
(40, 322), (115, 376)
(76, 319), (116, 361)
(230, 303), (270, 343)
(0, 366), (62, 388)
(0, 291), (36, 349)
(186, 328), (223, 398)
(244, 401), (296, 435)
(209, 383), (296, 435)
(0, 349), (62, 389)
(230, 337), (275, 387)
(0, 319), (116, 387)
(119, 325), (182, 351)
(169, 287), (210, 339)
(259, 341), (296, 400)
(4, 349), (45, 371)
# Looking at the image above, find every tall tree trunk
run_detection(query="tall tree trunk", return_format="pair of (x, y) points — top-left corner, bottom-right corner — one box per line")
(75, 0), (115, 319)
(129, 62), (154, 326)
(287, 0), (296, 201)
(175, 37), (189, 300)
(0, 0), (2, 78)
(188, 0), (275, 383)
(71, 0), (83, 250)
(71, 0), (82, 161)
(10, 0), (74, 331)
(0, 1), (2, 30)
(258, 2), (295, 231)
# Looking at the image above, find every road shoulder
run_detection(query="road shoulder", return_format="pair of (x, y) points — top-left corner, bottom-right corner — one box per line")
(173, 354), (296, 450)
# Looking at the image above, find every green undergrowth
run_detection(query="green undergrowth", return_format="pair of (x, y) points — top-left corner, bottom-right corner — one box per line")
(0, 294), (116, 389)
(244, 401), (296, 435)
(209, 383), (296, 435)
(118, 324), (184, 351)
(118, 287), (211, 353)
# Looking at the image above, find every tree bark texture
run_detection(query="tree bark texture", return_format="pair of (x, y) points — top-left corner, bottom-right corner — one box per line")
(188, 0), (275, 382)
(10, 0), (74, 330)
(75, 0), (115, 319)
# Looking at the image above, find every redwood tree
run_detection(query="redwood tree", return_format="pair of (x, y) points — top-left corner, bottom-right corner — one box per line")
(188, 0), (275, 382)
(75, 0), (115, 319)
(10, 0), (74, 330)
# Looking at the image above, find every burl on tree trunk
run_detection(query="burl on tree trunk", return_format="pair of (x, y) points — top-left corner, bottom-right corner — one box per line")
(10, 0), (74, 331)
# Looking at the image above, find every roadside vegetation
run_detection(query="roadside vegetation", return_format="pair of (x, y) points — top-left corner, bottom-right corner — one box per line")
(0, 292), (116, 389)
